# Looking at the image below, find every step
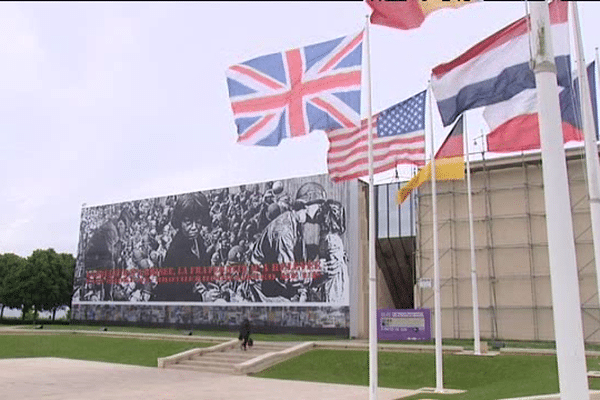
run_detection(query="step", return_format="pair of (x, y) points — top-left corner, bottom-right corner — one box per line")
(176, 360), (236, 368)
(190, 352), (275, 364)
(162, 340), (304, 375)
(168, 363), (235, 374)
(243, 345), (293, 352)
(191, 352), (280, 364)
(180, 358), (240, 367)
(194, 353), (265, 363)
(203, 348), (263, 355)
(251, 341), (298, 348)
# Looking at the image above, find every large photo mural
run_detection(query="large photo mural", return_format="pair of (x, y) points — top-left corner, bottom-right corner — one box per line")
(72, 174), (353, 333)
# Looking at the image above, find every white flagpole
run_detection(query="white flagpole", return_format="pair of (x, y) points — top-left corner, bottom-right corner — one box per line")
(464, 114), (481, 355)
(571, 2), (600, 315)
(428, 83), (444, 393)
(597, 47), (600, 145)
(365, 16), (378, 400)
(529, 2), (589, 399)
(596, 48), (599, 109)
(597, 46), (600, 144)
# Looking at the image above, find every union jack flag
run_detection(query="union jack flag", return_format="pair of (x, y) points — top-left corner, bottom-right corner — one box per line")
(226, 31), (364, 146)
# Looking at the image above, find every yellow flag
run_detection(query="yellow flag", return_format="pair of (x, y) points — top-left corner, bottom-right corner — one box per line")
(397, 116), (465, 204)
(397, 156), (464, 204)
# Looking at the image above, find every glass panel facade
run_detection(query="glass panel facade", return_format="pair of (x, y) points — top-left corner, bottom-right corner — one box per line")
(376, 181), (417, 239)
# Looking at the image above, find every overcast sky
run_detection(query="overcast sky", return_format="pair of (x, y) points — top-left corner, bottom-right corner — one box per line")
(2, 1), (599, 258)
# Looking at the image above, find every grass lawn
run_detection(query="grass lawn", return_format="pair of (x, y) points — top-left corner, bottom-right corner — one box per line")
(3, 331), (600, 398)
(0, 334), (209, 367)
(381, 338), (600, 352)
(256, 349), (600, 400)
(18, 323), (600, 353)
(18, 324), (222, 337)
(15, 324), (341, 342)
(15, 322), (600, 351)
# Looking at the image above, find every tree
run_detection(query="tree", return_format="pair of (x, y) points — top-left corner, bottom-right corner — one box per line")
(55, 252), (75, 321)
(27, 249), (75, 322)
(0, 250), (76, 323)
(1, 254), (30, 319)
(0, 253), (26, 319)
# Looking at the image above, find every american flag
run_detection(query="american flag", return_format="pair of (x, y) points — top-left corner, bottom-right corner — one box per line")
(326, 90), (426, 182)
(226, 31), (364, 146)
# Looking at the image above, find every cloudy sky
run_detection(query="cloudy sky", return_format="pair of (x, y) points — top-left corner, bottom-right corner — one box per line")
(1, 1), (599, 258)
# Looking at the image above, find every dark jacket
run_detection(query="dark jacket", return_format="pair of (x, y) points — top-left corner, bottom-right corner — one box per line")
(152, 231), (211, 301)
(239, 319), (251, 340)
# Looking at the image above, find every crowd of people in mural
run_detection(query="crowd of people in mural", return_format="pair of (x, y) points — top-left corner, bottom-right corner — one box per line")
(74, 179), (349, 305)
(70, 303), (349, 330)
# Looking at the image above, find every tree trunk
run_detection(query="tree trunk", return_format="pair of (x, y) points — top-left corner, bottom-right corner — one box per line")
(32, 306), (37, 326)
(52, 308), (56, 322)
(1, 304), (4, 320)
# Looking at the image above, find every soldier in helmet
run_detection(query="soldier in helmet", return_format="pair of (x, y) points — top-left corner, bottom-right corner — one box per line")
(310, 199), (349, 303)
(294, 182), (327, 261)
(249, 181), (349, 303)
(249, 198), (324, 301)
(295, 182), (327, 203)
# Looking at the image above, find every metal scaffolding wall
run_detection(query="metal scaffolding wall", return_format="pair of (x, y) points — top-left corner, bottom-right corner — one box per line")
(415, 148), (600, 343)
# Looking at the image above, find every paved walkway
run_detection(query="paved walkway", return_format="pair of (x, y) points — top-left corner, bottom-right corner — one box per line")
(0, 357), (419, 400)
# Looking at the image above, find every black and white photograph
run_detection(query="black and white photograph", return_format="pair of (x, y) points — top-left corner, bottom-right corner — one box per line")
(73, 174), (351, 318)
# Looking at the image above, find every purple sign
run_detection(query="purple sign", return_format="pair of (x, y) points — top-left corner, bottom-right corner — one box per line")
(377, 308), (431, 341)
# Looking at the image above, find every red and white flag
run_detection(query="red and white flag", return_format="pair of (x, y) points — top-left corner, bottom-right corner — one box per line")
(326, 91), (426, 182)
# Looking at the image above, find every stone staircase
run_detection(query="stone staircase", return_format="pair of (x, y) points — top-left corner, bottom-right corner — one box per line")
(160, 339), (314, 375)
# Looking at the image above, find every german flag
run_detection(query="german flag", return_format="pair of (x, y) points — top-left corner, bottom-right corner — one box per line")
(397, 116), (465, 204)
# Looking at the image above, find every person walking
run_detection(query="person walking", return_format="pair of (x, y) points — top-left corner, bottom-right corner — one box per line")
(238, 318), (252, 351)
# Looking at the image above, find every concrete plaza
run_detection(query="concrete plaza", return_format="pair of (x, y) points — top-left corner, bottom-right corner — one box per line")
(5, 356), (600, 400)
(0, 357), (419, 400)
